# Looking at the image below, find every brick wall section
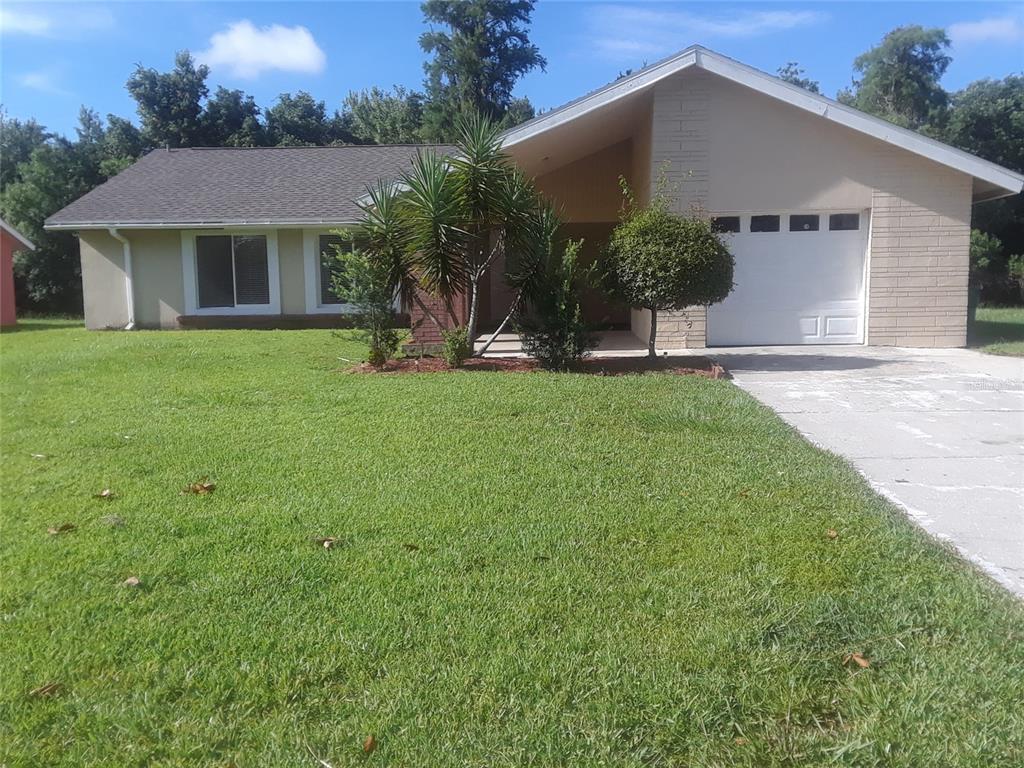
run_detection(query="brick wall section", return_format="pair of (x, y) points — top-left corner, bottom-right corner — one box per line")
(408, 288), (466, 347)
(867, 149), (973, 347)
(649, 72), (711, 348)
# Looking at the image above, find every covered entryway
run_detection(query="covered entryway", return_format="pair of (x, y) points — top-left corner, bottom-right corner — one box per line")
(707, 211), (869, 346)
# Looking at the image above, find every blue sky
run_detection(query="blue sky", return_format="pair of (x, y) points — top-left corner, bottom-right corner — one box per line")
(2, 1), (1022, 138)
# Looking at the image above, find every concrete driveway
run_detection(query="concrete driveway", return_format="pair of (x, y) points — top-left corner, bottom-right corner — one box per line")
(708, 346), (1024, 597)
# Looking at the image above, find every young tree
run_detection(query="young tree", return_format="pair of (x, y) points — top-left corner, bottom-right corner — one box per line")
(777, 62), (820, 94)
(329, 242), (402, 368)
(126, 51), (210, 147)
(603, 185), (734, 358)
(419, 0), (545, 141)
(839, 26), (951, 129)
(342, 86), (425, 145)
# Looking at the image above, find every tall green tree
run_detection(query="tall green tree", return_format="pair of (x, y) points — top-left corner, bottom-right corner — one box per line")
(202, 87), (267, 147)
(0, 111), (51, 190)
(101, 114), (146, 176)
(126, 51), (210, 147)
(342, 86), (425, 144)
(266, 91), (348, 146)
(419, 0), (545, 141)
(777, 62), (820, 94)
(839, 26), (951, 129)
(946, 76), (1024, 299)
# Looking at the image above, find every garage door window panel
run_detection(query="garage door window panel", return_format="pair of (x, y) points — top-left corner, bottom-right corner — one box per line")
(829, 213), (860, 231)
(750, 215), (780, 233)
(789, 215), (820, 232)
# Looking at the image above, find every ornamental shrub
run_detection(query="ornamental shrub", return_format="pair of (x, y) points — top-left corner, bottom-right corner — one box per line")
(441, 326), (472, 368)
(515, 239), (595, 370)
(603, 186), (734, 357)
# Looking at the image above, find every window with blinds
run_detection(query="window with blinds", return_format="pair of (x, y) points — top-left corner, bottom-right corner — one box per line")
(318, 234), (346, 305)
(196, 234), (269, 309)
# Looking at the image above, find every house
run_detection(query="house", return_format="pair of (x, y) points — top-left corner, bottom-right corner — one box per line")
(1, 218), (35, 327)
(46, 45), (1023, 348)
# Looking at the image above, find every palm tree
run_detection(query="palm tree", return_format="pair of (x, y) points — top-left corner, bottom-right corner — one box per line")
(352, 113), (545, 354)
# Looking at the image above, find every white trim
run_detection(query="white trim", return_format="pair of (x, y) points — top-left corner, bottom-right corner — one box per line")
(302, 229), (357, 314)
(0, 217), (35, 250)
(501, 45), (1024, 198)
(181, 229), (280, 316)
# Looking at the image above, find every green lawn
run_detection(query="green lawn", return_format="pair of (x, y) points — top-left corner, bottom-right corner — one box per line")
(970, 306), (1024, 356)
(2, 321), (1022, 767)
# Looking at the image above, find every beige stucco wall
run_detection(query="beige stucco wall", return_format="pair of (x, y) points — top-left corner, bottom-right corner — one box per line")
(277, 228), (306, 315)
(80, 227), (319, 329)
(534, 139), (633, 223)
(129, 230), (186, 328)
(644, 70), (974, 349)
(80, 231), (130, 330)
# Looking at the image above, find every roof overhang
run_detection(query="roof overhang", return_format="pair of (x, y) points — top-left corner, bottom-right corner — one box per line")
(44, 219), (359, 232)
(501, 45), (1024, 201)
(0, 217), (36, 250)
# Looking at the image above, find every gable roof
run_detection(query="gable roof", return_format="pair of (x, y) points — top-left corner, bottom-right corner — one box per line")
(45, 144), (453, 230)
(0, 217), (35, 250)
(502, 45), (1024, 201)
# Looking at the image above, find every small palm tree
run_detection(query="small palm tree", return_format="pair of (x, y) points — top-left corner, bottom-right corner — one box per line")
(352, 113), (544, 354)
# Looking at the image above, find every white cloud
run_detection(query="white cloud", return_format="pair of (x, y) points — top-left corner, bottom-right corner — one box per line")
(197, 21), (326, 79)
(0, 7), (53, 35)
(587, 5), (826, 61)
(949, 15), (1024, 45)
(0, 5), (114, 37)
(16, 69), (70, 96)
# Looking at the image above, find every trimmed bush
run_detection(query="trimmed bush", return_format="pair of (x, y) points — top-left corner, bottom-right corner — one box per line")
(441, 326), (471, 368)
(604, 191), (733, 357)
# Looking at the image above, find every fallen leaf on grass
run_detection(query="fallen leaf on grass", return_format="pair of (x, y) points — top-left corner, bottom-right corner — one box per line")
(47, 523), (76, 536)
(737, 488), (751, 498)
(363, 734), (377, 754)
(826, 529), (839, 540)
(29, 682), (62, 698)
(182, 478), (216, 495)
(734, 737), (749, 746)
(402, 543), (419, 552)
(843, 652), (871, 669)
(313, 537), (338, 549)
(122, 576), (141, 588)
(93, 489), (115, 500)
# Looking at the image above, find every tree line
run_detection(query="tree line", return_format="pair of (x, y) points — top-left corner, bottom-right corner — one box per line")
(1, 12), (1021, 313)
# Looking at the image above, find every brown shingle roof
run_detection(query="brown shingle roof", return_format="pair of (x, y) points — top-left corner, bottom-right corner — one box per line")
(46, 145), (453, 228)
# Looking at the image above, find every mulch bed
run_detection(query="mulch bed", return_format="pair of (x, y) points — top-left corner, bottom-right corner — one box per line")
(351, 355), (728, 378)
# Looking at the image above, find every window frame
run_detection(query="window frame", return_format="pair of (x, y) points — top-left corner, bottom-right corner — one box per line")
(181, 229), (280, 316)
(302, 229), (359, 314)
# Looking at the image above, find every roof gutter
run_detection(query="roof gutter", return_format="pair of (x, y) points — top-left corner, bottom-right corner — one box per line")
(108, 228), (135, 330)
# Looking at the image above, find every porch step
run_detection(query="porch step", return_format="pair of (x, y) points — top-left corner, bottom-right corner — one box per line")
(474, 333), (526, 357)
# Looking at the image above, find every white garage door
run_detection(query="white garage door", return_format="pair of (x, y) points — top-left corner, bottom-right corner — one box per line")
(707, 211), (868, 346)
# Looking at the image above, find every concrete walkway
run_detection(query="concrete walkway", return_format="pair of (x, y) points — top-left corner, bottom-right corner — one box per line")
(708, 345), (1024, 597)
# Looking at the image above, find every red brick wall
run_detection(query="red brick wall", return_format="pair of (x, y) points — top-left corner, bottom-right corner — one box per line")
(409, 289), (467, 345)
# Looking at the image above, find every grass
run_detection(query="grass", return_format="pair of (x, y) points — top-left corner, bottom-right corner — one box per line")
(969, 306), (1024, 356)
(1, 320), (1022, 767)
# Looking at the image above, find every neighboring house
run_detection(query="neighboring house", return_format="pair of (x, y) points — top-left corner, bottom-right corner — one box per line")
(47, 45), (1023, 348)
(0, 218), (34, 327)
